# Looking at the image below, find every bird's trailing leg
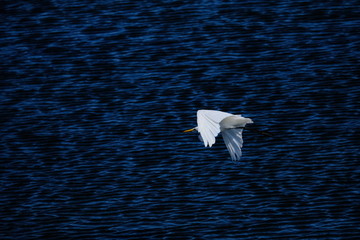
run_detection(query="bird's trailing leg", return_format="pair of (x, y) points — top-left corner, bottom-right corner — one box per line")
(243, 126), (273, 137)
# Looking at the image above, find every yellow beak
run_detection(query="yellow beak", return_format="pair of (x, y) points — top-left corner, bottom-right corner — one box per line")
(183, 128), (195, 132)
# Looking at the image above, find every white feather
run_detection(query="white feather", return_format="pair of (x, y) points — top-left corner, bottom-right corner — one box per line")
(197, 110), (232, 147)
(221, 128), (244, 161)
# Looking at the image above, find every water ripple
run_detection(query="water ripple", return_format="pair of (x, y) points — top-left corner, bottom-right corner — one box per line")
(1, 0), (359, 239)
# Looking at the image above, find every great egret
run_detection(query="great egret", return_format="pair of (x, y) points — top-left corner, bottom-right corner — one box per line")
(183, 109), (257, 161)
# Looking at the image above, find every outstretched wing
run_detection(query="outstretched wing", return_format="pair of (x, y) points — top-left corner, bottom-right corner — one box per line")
(221, 128), (244, 161)
(197, 110), (233, 147)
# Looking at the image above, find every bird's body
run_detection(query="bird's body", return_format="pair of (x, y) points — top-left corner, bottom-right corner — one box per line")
(184, 110), (253, 161)
(220, 115), (253, 131)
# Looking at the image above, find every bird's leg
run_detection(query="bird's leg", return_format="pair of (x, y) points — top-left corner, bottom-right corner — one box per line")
(244, 126), (273, 137)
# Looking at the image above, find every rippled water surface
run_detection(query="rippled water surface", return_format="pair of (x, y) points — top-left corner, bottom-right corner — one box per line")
(1, 1), (359, 239)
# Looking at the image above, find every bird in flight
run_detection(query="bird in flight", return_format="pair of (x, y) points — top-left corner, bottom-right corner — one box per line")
(183, 110), (270, 161)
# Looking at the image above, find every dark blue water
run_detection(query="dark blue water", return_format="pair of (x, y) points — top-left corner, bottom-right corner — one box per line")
(1, 1), (359, 239)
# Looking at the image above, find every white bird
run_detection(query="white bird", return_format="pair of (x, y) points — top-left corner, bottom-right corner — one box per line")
(183, 109), (254, 161)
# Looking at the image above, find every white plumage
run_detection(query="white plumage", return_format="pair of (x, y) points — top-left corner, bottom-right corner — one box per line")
(184, 110), (253, 161)
(197, 110), (232, 147)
